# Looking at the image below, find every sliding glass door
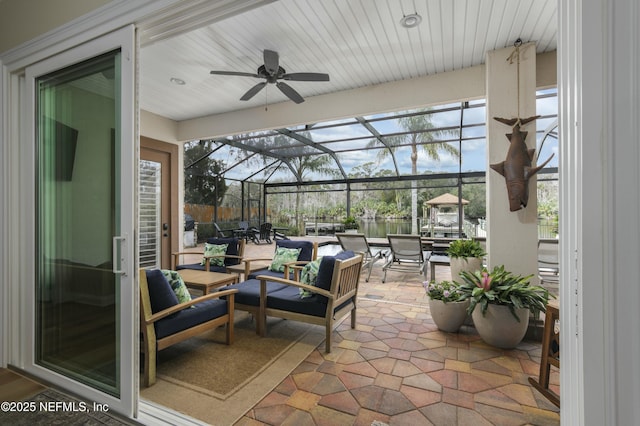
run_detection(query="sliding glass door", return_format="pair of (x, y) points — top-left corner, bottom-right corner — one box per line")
(25, 26), (136, 415)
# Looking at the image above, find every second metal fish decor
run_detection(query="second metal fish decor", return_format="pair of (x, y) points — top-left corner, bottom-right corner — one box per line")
(490, 115), (554, 212)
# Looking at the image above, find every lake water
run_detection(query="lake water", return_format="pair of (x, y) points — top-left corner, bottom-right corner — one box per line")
(357, 220), (412, 238)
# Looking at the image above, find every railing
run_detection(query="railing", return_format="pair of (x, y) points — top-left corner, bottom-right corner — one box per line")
(464, 220), (557, 239)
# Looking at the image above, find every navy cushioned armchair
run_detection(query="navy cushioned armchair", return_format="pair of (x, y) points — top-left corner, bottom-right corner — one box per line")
(243, 239), (318, 280)
(220, 250), (363, 353)
(172, 237), (245, 273)
(139, 268), (237, 386)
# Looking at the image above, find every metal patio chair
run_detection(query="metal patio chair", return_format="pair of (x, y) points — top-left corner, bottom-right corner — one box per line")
(538, 239), (559, 295)
(336, 233), (385, 282)
(381, 234), (427, 283)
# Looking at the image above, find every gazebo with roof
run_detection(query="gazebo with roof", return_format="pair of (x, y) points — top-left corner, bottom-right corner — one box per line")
(423, 193), (469, 238)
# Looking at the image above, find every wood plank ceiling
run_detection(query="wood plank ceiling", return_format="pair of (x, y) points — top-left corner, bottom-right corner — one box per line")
(140, 0), (557, 122)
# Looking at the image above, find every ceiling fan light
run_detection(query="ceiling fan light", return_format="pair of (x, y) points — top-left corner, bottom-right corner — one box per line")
(400, 13), (422, 29)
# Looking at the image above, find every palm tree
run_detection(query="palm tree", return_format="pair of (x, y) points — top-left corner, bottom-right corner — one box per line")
(289, 152), (339, 235)
(267, 133), (340, 235)
(370, 109), (459, 234)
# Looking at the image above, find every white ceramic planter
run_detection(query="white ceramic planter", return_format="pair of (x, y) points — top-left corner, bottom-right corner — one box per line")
(429, 298), (470, 332)
(472, 304), (530, 349)
(449, 257), (483, 282)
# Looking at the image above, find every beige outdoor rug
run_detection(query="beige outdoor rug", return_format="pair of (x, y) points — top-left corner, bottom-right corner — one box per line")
(140, 312), (324, 425)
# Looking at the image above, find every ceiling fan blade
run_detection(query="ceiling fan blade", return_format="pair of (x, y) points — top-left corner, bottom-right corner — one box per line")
(276, 81), (305, 104)
(263, 49), (279, 75)
(282, 72), (330, 82)
(240, 82), (267, 101)
(210, 70), (260, 78)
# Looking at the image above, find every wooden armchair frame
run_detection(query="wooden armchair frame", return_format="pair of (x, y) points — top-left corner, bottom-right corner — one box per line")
(171, 238), (245, 271)
(256, 253), (363, 353)
(139, 269), (237, 387)
(241, 241), (318, 279)
(528, 302), (560, 407)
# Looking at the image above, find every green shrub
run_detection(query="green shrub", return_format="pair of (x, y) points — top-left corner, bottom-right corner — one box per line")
(446, 239), (486, 258)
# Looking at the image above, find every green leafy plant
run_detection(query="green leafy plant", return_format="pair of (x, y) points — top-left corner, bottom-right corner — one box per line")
(423, 280), (464, 303)
(457, 265), (551, 321)
(342, 216), (359, 229)
(446, 239), (486, 259)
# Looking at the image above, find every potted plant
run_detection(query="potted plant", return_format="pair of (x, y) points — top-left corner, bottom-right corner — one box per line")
(342, 216), (359, 233)
(424, 280), (469, 332)
(446, 239), (486, 281)
(457, 265), (551, 348)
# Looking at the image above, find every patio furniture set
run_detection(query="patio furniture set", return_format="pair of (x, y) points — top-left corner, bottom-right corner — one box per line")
(139, 237), (363, 387)
(140, 231), (561, 411)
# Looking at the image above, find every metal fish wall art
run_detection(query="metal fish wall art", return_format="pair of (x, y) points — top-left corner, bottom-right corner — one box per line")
(490, 115), (554, 212)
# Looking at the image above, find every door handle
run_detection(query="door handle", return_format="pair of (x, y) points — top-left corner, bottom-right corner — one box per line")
(113, 235), (127, 276)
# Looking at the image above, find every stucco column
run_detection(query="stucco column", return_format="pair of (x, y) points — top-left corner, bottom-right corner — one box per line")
(485, 42), (539, 280)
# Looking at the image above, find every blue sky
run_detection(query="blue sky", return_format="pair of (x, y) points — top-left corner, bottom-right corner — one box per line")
(218, 90), (558, 182)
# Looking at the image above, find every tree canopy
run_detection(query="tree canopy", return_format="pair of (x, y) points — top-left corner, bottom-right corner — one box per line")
(184, 140), (228, 206)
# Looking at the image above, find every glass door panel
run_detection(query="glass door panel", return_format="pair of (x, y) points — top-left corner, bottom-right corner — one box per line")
(35, 51), (121, 395)
(25, 27), (136, 416)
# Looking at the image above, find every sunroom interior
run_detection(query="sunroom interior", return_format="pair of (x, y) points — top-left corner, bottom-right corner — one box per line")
(134, 1), (562, 424)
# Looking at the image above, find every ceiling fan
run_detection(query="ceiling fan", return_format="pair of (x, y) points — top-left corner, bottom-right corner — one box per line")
(210, 49), (329, 104)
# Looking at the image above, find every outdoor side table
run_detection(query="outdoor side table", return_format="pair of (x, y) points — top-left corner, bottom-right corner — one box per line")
(428, 255), (450, 282)
(178, 270), (238, 296)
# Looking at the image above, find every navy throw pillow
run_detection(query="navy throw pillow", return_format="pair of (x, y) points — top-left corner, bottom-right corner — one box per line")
(316, 250), (355, 291)
(277, 240), (314, 261)
(146, 269), (179, 313)
(206, 237), (239, 265)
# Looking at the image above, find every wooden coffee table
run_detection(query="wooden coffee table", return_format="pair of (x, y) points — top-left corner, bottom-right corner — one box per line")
(178, 270), (238, 296)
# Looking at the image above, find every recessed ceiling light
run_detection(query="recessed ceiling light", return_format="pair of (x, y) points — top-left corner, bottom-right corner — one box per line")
(400, 13), (422, 28)
(169, 77), (186, 85)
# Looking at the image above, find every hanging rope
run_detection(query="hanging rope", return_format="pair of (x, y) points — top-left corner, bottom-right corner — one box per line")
(506, 38), (523, 124)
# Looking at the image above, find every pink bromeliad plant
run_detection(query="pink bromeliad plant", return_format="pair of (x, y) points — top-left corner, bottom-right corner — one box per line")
(480, 271), (492, 291)
(456, 265), (552, 322)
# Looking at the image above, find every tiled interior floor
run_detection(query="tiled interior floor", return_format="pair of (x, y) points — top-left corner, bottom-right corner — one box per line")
(234, 238), (560, 425)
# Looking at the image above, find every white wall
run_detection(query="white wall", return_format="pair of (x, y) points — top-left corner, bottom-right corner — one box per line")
(559, 0), (640, 424)
(485, 43), (539, 277)
(140, 109), (179, 143)
(0, 0), (111, 54)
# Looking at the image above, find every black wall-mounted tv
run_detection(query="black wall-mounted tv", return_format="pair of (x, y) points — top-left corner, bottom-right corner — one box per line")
(46, 118), (79, 181)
